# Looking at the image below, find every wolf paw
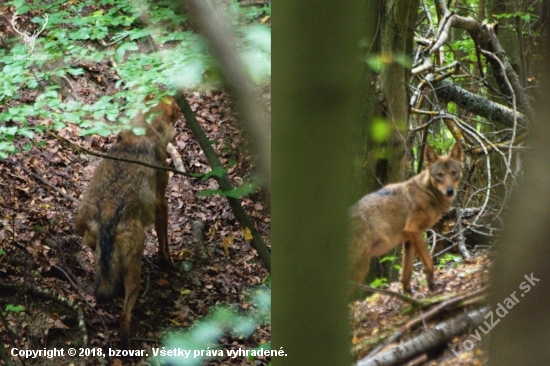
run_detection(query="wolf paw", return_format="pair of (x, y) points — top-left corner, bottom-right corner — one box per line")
(160, 258), (178, 272)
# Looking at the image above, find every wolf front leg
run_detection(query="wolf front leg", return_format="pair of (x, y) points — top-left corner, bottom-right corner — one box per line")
(401, 241), (415, 293)
(404, 230), (436, 292)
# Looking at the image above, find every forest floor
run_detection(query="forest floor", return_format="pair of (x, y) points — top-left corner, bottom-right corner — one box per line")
(0, 83), (271, 365)
(351, 251), (492, 366)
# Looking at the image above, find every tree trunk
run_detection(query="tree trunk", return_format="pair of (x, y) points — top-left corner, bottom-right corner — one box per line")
(488, 24), (550, 366)
(361, 0), (419, 283)
(273, 1), (366, 365)
(364, 0), (420, 192)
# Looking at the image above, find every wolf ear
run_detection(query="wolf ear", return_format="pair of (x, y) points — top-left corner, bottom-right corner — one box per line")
(424, 145), (438, 166)
(449, 142), (463, 163)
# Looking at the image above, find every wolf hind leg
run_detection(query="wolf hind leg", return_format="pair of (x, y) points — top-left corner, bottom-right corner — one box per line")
(114, 221), (146, 348)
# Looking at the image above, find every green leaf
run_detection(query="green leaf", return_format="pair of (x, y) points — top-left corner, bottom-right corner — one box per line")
(5, 304), (25, 314)
(17, 128), (34, 138)
(131, 127), (146, 136)
(369, 278), (388, 288)
(371, 117), (392, 143)
(67, 68), (84, 76)
(380, 255), (395, 263)
(201, 167), (227, 181)
(366, 55), (383, 72)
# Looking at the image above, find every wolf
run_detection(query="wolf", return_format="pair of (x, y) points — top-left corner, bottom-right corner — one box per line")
(350, 142), (463, 293)
(75, 95), (179, 346)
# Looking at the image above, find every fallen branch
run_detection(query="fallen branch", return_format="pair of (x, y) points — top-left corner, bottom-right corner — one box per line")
(166, 142), (186, 172)
(360, 286), (487, 358)
(430, 79), (528, 129)
(357, 306), (488, 366)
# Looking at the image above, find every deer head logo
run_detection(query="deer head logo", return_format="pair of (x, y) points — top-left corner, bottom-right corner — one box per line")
(11, 12), (49, 54)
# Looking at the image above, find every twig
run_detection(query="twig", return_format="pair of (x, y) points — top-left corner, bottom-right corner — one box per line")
(350, 283), (424, 307)
(1, 159), (79, 204)
(166, 143), (186, 172)
(47, 131), (201, 179)
(51, 264), (110, 346)
(479, 50), (517, 174)
(1, 282), (88, 347)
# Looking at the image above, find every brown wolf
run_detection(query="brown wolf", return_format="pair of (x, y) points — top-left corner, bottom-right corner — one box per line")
(350, 142), (463, 293)
(75, 95), (179, 346)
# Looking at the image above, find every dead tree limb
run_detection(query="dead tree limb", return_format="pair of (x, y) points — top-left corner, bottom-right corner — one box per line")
(431, 79), (528, 129)
(357, 306), (488, 366)
(360, 286), (487, 358)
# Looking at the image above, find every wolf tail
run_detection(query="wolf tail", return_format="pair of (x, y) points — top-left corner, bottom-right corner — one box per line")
(95, 220), (123, 302)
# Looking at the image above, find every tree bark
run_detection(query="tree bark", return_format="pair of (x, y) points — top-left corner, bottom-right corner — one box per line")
(365, 0), (420, 190)
(432, 78), (529, 129)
